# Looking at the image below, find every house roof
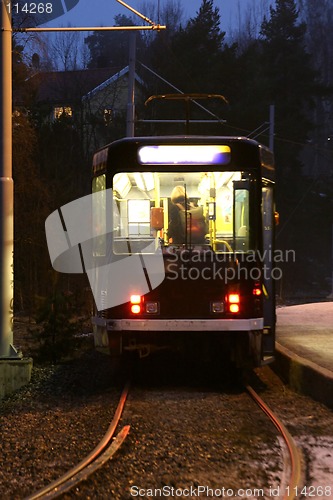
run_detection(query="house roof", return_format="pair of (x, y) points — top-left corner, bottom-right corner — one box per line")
(83, 66), (144, 100)
(26, 66), (143, 105)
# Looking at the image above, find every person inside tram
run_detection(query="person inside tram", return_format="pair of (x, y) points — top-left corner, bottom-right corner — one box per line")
(168, 185), (207, 244)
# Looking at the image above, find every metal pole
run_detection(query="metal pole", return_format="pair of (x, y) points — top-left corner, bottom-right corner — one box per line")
(328, 224), (333, 299)
(20, 25), (165, 32)
(0, 1), (19, 358)
(331, 223), (333, 297)
(126, 31), (136, 137)
(269, 104), (275, 152)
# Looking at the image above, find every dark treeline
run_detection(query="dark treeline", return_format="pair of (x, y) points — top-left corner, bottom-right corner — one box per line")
(12, 0), (333, 312)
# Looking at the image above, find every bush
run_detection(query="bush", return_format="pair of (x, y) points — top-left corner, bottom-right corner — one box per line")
(31, 291), (84, 363)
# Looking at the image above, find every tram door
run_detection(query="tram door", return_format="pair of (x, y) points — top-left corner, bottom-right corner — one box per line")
(262, 185), (276, 357)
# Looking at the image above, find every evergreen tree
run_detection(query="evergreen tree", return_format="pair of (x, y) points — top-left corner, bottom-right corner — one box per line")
(141, 0), (230, 134)
(260, 0), (316, 157)
(260, 0), (322, 296)
(12, 42), (53, 311)
(222, 38), (268, 137)
(259, 0), (316, 223)
(297, 0), (333, 179)
(85, 14), (144, 69)
(171, 0), (225, 92)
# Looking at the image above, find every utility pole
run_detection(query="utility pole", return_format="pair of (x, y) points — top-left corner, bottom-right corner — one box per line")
(269, 104), (275, 152)
(0, 1), (18, 358)
(328, 224), (333, 299)
(126, 31), (136, 137)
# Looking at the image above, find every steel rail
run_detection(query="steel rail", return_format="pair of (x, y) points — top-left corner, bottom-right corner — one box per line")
(44, 425), (130, 499)
(246, 384), (303, 500)
(25, 382), (130, 500)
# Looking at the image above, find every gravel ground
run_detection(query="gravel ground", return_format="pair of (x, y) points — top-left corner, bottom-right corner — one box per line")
(92, 384), (283, 500)
(0, 348), (122, 499)
(1, 321), (333, 499)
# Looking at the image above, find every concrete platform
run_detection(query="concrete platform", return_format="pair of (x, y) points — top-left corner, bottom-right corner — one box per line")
(274, 302), (333, 408)
(0, 358), (33, 399)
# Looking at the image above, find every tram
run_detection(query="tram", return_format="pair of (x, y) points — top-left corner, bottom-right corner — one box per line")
(90, 135), (277, 368)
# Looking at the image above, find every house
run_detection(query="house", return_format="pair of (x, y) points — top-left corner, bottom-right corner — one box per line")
(16, 66), (145, 151)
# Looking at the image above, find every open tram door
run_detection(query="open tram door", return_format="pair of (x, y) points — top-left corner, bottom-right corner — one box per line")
(261, 183), (276, 362)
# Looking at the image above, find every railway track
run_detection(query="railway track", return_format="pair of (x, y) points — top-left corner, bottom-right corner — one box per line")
(24, 372), (303, 499)
(24, 383), (131, 500)
(246, 383), (303, 500)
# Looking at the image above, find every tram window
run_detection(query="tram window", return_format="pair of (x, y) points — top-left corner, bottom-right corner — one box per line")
(111, 170), (254, 253)
(234, 188), (250, 251)
(128, 200), (151, 235)
(92, 174), (106, 257)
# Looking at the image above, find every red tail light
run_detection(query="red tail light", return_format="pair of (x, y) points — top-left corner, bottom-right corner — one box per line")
(229, 304), (240, 313)
(227, 293), (240, 313)
(228, 293), (240, 303)
(130, 295), (141, 314)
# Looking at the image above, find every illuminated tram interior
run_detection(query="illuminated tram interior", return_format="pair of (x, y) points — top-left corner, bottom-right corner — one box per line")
(93, 170), (252, 255)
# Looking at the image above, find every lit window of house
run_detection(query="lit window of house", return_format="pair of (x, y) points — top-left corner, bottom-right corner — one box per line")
(104, 108), (113, 125)
(54, 106), (73, 120)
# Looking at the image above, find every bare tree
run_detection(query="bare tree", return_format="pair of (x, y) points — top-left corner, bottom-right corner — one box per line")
(228, 0), (271, 50)
(20, 29), (88, 72)
(50, 30), (89, 70)
(137, 0), (184, 46)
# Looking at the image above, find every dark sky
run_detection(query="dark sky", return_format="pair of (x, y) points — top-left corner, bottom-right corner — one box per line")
(43, 0), (271, 33)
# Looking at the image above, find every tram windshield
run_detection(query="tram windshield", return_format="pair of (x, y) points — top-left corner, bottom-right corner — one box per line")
(105, 170), (254, 254)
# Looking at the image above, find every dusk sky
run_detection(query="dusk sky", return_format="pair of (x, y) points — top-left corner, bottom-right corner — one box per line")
(43, 0), (271, 34)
